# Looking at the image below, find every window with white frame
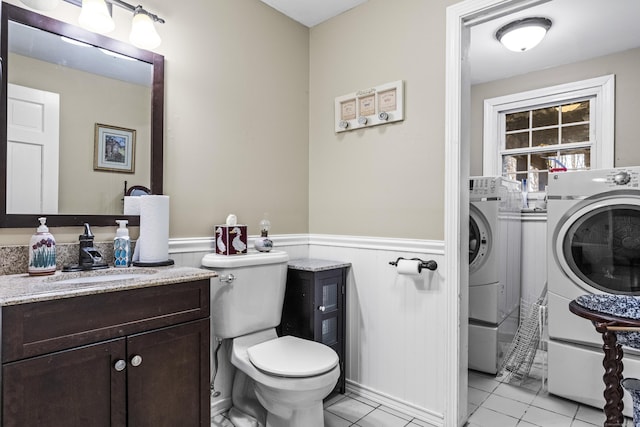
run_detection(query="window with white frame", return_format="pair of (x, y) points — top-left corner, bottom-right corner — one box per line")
(483, 75), (615, 192)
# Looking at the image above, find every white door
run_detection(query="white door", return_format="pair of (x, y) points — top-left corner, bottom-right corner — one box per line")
(6, 84), (60, 214)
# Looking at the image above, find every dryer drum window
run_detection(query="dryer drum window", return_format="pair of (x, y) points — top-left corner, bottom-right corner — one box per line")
(469, 218), (481, 264)
(563, 205), (640, 294)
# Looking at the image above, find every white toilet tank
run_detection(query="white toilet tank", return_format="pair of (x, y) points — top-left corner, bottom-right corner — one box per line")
(201, 250), (289, 339)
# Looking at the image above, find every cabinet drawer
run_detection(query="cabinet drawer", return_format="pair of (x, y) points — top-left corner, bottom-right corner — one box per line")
(2, 279), (210, 362)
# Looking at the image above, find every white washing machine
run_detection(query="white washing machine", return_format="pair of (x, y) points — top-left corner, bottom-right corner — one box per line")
(547, 167), (640, 416)
(468, 176), (522, 374)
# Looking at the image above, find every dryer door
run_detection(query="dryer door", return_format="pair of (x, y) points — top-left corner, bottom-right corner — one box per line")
(469, 204), (491, 274)
(554, 197), (640, 294)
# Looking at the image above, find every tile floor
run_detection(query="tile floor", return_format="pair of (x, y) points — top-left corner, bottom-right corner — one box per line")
(211, 370), (634, 426)
(466, 369), (633, 427)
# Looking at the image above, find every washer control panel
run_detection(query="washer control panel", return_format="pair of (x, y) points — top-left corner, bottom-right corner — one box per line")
(470, 177), (498, 197)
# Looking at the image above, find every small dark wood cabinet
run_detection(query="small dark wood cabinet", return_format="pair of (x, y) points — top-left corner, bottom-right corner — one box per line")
(279, 260), (349, 395)
(1, 279), (210, 427)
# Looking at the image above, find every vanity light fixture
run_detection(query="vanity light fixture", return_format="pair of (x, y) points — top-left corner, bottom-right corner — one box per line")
(19, 0), (59, 11)
(19, 0), (165, 50)
(496, 17), (552, 52)
(79, 0), (115, 34)
(129, 6), (161, 50)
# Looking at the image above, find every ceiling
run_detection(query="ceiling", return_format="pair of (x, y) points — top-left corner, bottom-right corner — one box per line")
(259, 0), (368, 27)
(261, 0), (640, 85)
(469, 0), (640, 84)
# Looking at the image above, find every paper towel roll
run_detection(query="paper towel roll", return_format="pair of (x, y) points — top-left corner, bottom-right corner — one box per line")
(123, 196), (141, 215)
(139, 195), (170, 262)
(396, 259), (421, 276)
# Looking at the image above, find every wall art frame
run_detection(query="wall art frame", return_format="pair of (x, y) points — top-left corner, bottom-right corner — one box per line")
(334, 80), (404, 133)
(93, 123), (136, 173)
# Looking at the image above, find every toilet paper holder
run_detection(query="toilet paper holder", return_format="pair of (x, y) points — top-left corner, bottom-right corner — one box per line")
(389, 257), (437, 272)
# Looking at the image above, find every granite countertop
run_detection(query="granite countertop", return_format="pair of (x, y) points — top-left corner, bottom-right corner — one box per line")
(288, 258), (351, 272)
(0, 266), (217, 306)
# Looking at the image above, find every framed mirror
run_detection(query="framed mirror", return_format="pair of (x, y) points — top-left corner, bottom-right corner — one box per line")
(0, 2), (164, 228)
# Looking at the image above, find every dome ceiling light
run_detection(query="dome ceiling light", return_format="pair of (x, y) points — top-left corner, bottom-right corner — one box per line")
(496, 17), (552, 52)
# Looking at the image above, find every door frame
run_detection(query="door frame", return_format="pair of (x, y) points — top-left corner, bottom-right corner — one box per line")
(444, 1), (550, 425)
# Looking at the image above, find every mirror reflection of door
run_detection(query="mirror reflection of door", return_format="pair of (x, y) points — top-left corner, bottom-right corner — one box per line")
(7, 83), (60, 214)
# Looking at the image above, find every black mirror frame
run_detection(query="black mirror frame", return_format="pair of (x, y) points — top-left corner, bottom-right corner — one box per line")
(0, 3), (164, 228)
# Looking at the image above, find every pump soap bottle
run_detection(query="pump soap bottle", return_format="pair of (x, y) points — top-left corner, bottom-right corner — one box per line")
(114, 220), (131, 268)
(28, 217), (56, 276)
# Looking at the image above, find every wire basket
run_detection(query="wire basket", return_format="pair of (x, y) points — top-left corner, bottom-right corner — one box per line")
(497, 285), (547, 385)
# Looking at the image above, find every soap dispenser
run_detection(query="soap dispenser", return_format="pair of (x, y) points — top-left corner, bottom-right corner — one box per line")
(114, 220), (131, 268)
(28, 217), (56, 276)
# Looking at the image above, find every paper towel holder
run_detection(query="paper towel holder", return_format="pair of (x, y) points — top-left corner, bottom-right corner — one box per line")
(388, 257), (437, 272)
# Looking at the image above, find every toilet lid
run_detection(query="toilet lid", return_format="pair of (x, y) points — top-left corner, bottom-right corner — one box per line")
(247, 336), (338, 378)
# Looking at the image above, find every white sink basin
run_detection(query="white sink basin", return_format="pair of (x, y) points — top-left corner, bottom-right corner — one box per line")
(52, 274), (142, 285)
(47, 269), (158, 286)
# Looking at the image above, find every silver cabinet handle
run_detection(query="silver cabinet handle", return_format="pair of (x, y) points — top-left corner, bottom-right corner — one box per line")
(131, 355), (143, 367)
(220, 274), (235, 283)
(114, 359), (127, 372)
(318, 305), (326, 312)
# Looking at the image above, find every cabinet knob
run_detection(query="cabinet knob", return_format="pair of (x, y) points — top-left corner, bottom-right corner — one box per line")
(130, 355), (143, 367)
(318, 305), (326, 312)
(114, 359), (127, 372)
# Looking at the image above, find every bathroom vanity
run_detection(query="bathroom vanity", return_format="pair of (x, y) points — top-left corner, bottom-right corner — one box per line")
(0, 267), (215, 427)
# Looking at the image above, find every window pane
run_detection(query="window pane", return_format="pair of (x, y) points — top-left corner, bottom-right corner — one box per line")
(532, 106), (558, 128)
(530, 151), (556, 171)
(532, 128), (558, 147)
(506, 132), (529, 149)
(561, 101), (589, 123)
(562, 124), (589, 144)
(528, 170), (548, 192)
(503, 154), (527, 174)
(558, 148), (590, 170)
(506, 111), (529, 131)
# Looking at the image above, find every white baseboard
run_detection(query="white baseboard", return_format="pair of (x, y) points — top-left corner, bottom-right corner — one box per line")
(346, 380), (444, 427)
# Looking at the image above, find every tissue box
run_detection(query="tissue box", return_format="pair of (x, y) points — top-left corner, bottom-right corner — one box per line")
(215, 225), (247, 255)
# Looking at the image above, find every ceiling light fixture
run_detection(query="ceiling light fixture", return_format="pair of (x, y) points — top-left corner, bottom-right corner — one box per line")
(19, 0), (165, 50)
(495, 17), (552, 52)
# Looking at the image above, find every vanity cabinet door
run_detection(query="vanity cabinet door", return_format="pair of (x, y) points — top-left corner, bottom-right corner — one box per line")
(127, 319), (210, 427)
(2, 339), (126, 427)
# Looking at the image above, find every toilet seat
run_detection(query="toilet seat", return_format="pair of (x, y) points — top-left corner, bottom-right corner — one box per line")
(247, 335), (338, 378)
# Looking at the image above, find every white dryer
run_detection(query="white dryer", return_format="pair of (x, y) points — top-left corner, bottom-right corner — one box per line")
(547, 167), (640, 415)
(468, 176), (522, 374)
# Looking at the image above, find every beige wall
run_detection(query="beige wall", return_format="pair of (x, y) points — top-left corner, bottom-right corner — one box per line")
(309, 0), (457, 240)
(470, 47), (640, 176)
(9, 54), (151, 215)
(0, 0), (310, 243)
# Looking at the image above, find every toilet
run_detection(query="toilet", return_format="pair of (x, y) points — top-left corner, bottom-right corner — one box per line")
(202, 250), (340, 427)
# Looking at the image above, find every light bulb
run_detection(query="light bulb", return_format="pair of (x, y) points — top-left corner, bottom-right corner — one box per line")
(129, 10), (161, 50)
(79, 0), (115, 34)
(19, 0), (59, 11)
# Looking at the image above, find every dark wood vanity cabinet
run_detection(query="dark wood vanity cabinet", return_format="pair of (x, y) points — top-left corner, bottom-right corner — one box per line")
(1, 279), (210, 427)
(280, 261), (349, 395)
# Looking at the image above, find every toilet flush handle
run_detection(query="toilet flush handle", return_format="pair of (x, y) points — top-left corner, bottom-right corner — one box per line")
(219, 274), (236, 284)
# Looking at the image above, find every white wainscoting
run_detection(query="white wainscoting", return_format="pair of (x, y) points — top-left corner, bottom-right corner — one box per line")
(309, 235), (446, 426)
(169, 234), (446, 426)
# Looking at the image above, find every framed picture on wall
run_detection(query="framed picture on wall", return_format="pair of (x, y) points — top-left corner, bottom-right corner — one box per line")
(93, 123), (136, 173)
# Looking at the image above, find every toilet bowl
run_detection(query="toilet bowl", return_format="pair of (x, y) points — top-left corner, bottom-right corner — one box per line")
(230, 329), (340, 427)
(202, 250), (340, 427)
